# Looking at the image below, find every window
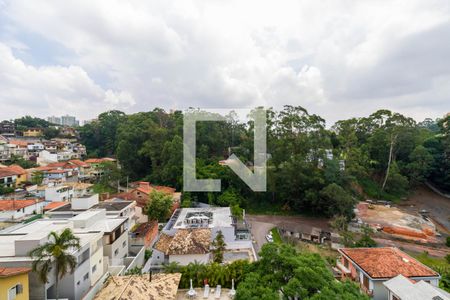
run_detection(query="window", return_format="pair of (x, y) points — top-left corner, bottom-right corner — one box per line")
(77, 281), (80, 285)
(8, 284), (23, 300)
(92, 265), (97, 273)
(114, 249), (119, 256)
(83, 273), (89, 280)
(122, 241), (127, 248)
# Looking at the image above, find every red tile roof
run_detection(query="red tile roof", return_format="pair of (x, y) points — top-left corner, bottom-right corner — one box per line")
(44, 201), (68, 211)
(69, 159), (90, 167)
(0, 168), (19, 178)
(6, 164), (26, 175)
(339, 247), (439, 279)
(0, 199), (42, 211)
(0, 267), (31, 277)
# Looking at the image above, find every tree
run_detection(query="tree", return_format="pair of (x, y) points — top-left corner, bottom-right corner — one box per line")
(318, 183), (356, 219)
(29, 229), (81, 300)
(31, 170), (44, 185)
(355, 225), (377, 248)
(211, 231), (226, 263)
(163, 261), (181, 273)
(146, 190), (173, 222)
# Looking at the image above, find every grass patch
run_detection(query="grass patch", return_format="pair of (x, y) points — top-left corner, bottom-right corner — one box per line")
(271, 228), (283, 244)
(293, 241), (339, 266)
(24, 214), (42, 224)
(412, 252), (449, 271)
(92, 183), (117, 194)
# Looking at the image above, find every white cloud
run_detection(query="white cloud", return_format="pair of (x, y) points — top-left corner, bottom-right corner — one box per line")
(0, 43), (135, 120)
(0, 0), (449, 123)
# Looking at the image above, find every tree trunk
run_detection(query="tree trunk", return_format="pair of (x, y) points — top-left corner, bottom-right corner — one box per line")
(55, 265), (59, 300)
(382, 134), (397, 191)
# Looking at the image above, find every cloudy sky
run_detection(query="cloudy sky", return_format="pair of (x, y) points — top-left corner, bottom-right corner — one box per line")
(0, 0), (449, 125)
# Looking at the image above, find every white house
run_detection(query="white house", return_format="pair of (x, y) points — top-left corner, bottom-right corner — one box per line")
(45, 185), (74, 202)
(0, 199), (45, 221)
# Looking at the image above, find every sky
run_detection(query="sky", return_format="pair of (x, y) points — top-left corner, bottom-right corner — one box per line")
(0, 0), (449, 126)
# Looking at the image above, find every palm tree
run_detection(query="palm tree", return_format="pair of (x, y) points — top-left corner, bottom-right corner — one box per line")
(29, 228), (81, 300)
(211, 230), (226, 263)
(163, 261), (181, 273)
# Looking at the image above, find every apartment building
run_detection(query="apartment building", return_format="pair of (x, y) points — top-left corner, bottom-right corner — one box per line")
(0, 219), (104, 300)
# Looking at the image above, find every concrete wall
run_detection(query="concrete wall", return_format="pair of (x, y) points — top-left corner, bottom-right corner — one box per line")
(211, 226), (235, 243)
(169, 253), (210, 266)
(0, 202), (45, 221)
(104, 230), (128, 266)
(124, 246), (145, 273)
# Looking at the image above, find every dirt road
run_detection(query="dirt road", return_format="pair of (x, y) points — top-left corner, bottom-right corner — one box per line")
(374, 237), (450, 257)
(400, 185), (450, 234)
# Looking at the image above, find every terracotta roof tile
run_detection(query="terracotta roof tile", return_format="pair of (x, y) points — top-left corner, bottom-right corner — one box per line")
(0, 199), (42, 211)
(155, 229), (211, 256)
(44, 202), (68, 211)
(94, 273), (181, 300)
(339, 247), (439, 279)
(0, 267), (31, 277)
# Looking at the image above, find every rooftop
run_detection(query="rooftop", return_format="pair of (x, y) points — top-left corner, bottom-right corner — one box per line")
(91, 200), (133, 211)
(44, 201), (68, 211)
(339, 247), (439, 279)
(94, 273), (181, 300)
(0, 199), (41, 211)
(155, 228), (211, 255)
(0, 267), (31, 277)
(172, 207), (233, 229)
(383, 274), (450, 300)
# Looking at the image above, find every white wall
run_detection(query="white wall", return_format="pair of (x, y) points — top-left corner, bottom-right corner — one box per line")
(0, 202), (45, 221)
(169, 253), (210, 266)
(45, 186), (74, 202)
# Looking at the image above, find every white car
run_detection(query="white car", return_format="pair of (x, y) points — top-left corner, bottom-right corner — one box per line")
(265, 234), (273, 242)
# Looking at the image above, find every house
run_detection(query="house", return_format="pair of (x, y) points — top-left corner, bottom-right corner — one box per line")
(115, 181), (179, 215)
(44, 184), (74, 202)
(69, 160), (91, 179)
(2, 165), (27, 186)
(22, 128), (43, 137)
(129, 220), (159, 248)
(154, 228), (211, 265)
(0, 267), (31, 300)
(0, 165), (27, 187)
(337, 247), (440, 300)
(0, 168), (17, 188)
(383, 274), (450, 300)
(0, 199), (45, 221)
(93, 273), (181, 300)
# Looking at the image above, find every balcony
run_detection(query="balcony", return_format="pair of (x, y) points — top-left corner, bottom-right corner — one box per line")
(336, 260), (351, 276)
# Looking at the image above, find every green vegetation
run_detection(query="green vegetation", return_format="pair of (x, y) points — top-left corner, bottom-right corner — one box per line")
(5, 155), (38, 169)
(270, 228), (282, 243)
(235, 243), (368, 300)
(79, 108), (450, 218)
(29, 228), (81, 300)
(144, 249), (152, 261)
(92, 183), (116, 194)
(211, 230), (226, 263)
(145, 190), (173, 222)
(0, 185), (14, 195)
(413, 252), (450, 292)
(125, 266), (143, 275)
(24, 214), (43, 224)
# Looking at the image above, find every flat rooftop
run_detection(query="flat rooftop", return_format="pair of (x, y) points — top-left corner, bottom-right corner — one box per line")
(172, 207), (233, 229)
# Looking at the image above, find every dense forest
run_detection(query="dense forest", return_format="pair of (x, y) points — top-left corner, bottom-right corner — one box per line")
(79, 107), (450, 219)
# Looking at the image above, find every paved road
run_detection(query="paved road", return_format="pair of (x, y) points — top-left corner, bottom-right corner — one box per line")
(248, 220), (275, 254)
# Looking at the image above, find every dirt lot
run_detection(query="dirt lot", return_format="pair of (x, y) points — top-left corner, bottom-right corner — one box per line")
(400, 185), (450, 234)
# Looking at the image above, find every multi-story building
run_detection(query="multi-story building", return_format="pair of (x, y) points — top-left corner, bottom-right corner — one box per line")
(22, 128), (43, 137)
(151, 206), (254, 267)
(61, 115), (79, 127)
(47, 116), (61, 125)
(0, 121), (16, 137)
(0, 219), (105, 300)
